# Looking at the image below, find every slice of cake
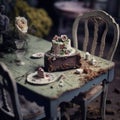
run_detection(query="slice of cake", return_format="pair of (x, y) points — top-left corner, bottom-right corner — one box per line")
(37, 67), (45, 78)
(44, 35), (81, 72)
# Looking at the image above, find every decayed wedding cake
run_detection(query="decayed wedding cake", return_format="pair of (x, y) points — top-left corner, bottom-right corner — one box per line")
(44, 35), (81, 72)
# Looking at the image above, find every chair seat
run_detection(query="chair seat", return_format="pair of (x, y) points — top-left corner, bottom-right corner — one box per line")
(0, 94), (61, 120)
(19, 95), (45, 120)
(71, 10), (119, 120)
(0, 94), (45, 120)
(19, 96), (61, 120)
(83, 85), (103, 100)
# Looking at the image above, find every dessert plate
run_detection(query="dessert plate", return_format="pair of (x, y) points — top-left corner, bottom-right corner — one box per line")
(27, 72), (58, 85)
(31, 52), (44, 58)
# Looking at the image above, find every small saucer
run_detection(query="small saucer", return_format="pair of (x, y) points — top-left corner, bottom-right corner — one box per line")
(31, 52), (44, 58)
(27, 72), (58, 85)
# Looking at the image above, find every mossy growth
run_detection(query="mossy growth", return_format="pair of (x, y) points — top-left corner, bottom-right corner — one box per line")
(15, 0), (53, 37)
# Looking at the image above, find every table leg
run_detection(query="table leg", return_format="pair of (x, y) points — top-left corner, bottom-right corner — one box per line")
(45, 101), (58, 120)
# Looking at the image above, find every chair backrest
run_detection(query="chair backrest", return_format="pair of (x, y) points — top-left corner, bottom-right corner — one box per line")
(72, 10), (119, 60)
(0, 62), (23, 120)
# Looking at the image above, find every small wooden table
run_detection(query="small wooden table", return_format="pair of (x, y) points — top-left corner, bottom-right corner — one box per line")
(0, 35), (115, 120)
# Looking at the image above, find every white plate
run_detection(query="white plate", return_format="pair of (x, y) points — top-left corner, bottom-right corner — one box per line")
(31, 52), (44, 58)
(27, 72), (58, 85)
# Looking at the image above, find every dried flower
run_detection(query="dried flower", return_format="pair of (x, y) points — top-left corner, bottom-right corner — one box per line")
(15, 0), (52, 37)
(15, 16), (28, 33)
(61, 35), (68, 41)
(53, 35), (59, 41)
(53, 35), (68, 42)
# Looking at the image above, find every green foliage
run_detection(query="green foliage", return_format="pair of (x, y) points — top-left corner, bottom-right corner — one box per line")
(15, 0), (53, 37)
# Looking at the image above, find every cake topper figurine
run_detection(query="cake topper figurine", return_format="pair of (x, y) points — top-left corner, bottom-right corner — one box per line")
(0, 5), (10, 44)
(90, 57), (96, 65)
(85, 52), (90, 60)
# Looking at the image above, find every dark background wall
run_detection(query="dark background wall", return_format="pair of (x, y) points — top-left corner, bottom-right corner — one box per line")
(27, 0), (120, 24)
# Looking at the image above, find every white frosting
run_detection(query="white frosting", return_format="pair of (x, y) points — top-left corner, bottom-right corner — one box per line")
(51, 35), (75, 56)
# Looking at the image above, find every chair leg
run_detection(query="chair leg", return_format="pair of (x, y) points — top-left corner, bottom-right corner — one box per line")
(57, 110), (61, 120)
(80, 100), (87, 120)
(100, 82), (109, 120)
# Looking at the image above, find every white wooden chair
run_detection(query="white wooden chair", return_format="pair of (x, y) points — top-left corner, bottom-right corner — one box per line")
(0, 62), (46, 120)
(0, 62), (61, 120)
(72, 10), (119, 120)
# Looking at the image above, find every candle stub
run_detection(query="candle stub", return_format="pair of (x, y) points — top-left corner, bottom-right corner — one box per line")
(90, 58), (96, 65)
(75, 68), (83, 74)
(85, 52), (90, 60)
(59, 80), (64, 87)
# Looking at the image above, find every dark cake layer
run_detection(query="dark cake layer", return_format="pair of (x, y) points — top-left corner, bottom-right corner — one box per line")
(44, 51), (81, 72)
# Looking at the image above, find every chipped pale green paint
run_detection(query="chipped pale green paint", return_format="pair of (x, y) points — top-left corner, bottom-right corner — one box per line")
(0, 34), (114, 99)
